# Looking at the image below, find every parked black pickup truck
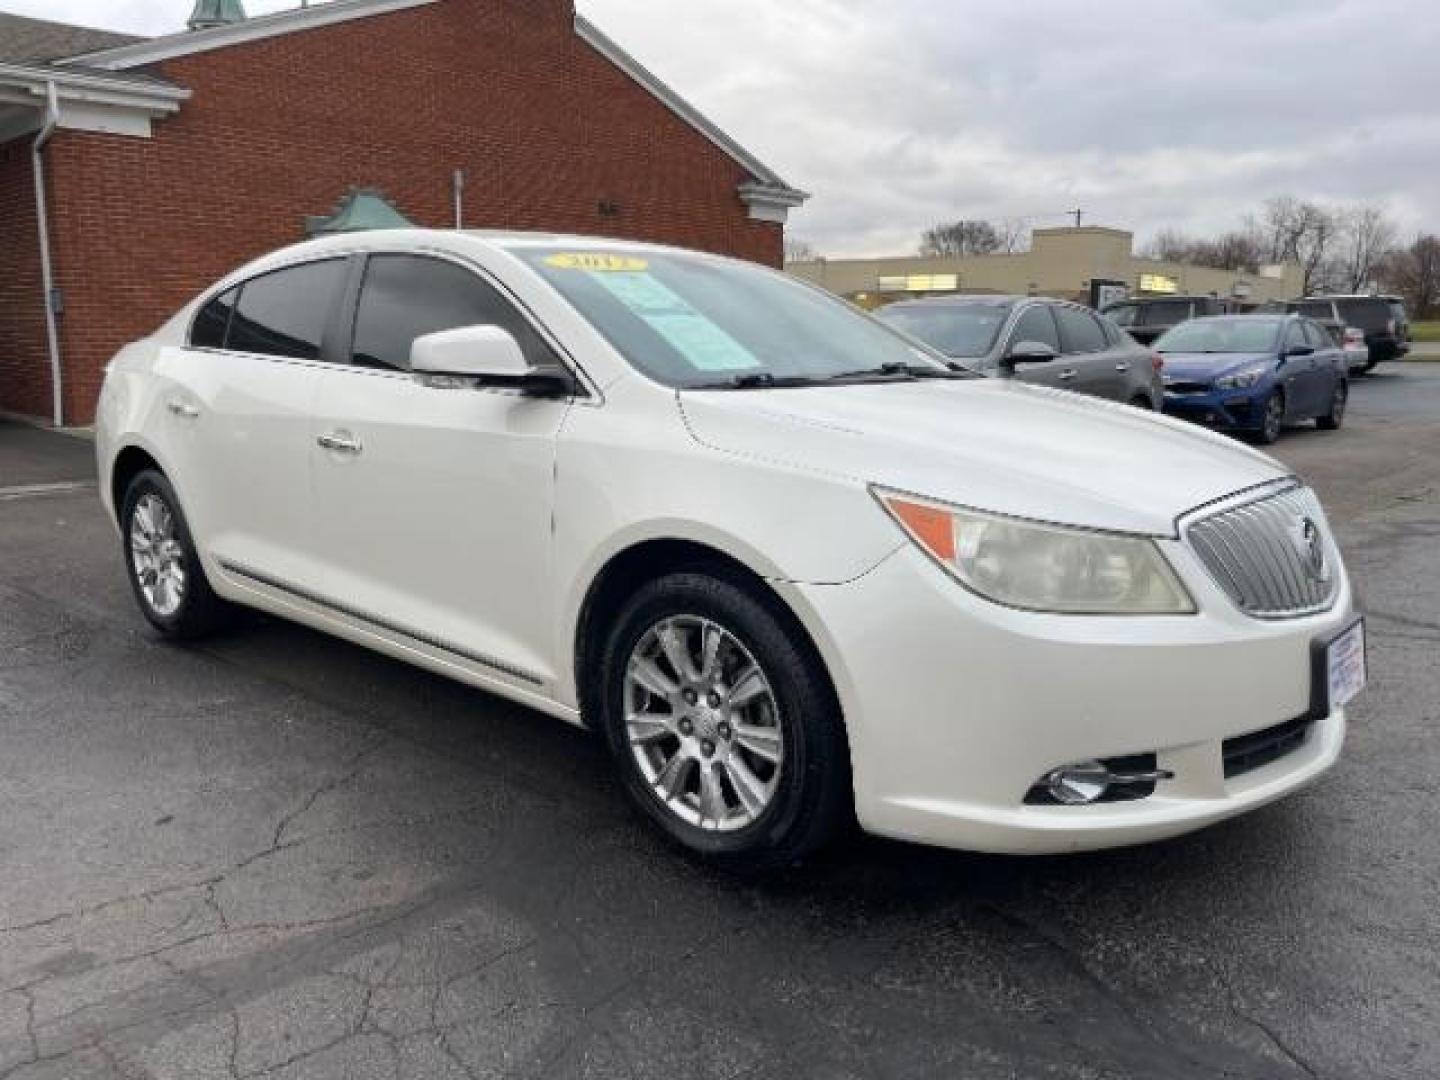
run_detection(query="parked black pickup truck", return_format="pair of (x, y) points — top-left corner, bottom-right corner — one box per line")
(1100, 296), (1233, 345)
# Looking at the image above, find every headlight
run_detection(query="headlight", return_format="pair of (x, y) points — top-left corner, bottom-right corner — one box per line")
(1214, 365), (1268, 389)
(875, 489), (1195, 614)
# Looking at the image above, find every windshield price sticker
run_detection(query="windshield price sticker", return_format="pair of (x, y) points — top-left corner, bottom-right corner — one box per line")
(544, 253), (649, 273)
(589, 271), (762, 372)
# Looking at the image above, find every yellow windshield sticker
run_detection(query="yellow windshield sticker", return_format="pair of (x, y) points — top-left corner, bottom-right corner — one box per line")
(544, 252), (649, 273)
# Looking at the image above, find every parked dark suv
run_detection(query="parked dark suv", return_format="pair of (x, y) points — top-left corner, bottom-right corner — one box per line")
(1285, 295), (1409, 371)
(1100, 296), (1234, 345)
(875, 295), (1164, 408)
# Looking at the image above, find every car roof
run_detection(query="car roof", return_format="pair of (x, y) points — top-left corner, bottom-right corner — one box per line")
(881, 294), (1056, 309)
(1183, 313), (1288, 322)
(205, 228), (759, 293)
(1292, 294), (1397, 302)
(1109, 294), (1215, 303)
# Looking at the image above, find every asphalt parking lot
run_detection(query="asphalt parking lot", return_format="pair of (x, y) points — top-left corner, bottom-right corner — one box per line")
(1, 368), (1437, 1080)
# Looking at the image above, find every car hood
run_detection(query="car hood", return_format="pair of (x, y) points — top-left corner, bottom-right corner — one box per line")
(1160, 351), (1276, 382)
(678, 379), (1288, 536)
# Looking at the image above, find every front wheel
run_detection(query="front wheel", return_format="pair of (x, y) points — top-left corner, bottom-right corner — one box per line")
(598, 571), (851, 870)
(120, 470), (233, 640)
(1316, 380), (1348, 430)
(1253, 392), (1285, 445)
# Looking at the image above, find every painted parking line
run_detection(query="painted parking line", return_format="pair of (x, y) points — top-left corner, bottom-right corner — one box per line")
(0, 480), (97, 501)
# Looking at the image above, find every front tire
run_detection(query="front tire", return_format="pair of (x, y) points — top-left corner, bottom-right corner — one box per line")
(120, 470), (232, 640)
(598, 570), (850, 870)
(1316, 380), (1347, 430)
(1253, 391), (1285, 445)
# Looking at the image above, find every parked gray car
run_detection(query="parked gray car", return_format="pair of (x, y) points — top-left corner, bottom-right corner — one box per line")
(875, 295), (1164, 408)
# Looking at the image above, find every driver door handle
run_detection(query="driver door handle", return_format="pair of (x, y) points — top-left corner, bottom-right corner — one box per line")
(1058, 369), (1078, 382)
(1115, 362), (1130, 372)
(316, 431), (363, 455)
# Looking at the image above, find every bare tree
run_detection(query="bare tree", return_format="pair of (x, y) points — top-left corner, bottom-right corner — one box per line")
(1337, 206), (1398, 292)
(783, 236), (819, 263)
(1143, 229), (1260, 272)
(995, 217), (1030, 254)
(919, 220), (1002, 257)
(1384, 234), (1440, 318)
(1144, 228), (1195, 263)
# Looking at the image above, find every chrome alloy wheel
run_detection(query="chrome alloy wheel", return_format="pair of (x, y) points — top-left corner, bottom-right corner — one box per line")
(129, 492), (187, 617)
(625, 615), (785, 832)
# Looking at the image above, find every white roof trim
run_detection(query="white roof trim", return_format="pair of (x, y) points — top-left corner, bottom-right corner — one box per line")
(62, 0), (440, 70)
(0, 61), (189, 113)
(574, 13), (806, 204)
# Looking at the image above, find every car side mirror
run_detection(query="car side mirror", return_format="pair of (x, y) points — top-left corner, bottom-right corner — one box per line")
(410, 325), (574, 397)
(1000, 341), (1058, 372)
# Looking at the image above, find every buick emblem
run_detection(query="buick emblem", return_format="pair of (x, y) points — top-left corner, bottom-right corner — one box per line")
(1290, 517), (1328, 582)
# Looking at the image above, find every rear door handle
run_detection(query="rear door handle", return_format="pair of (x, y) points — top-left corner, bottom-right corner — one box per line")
(1115, 362), (1130, 372)
(1058, 369), (1078, 382)
(165, 398), (200, 419)
(316, 431), (363, 455)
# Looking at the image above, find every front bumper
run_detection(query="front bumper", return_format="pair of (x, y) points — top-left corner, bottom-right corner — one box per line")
(1163, 387), (1266, 431)
(780, 540), (1352, 854)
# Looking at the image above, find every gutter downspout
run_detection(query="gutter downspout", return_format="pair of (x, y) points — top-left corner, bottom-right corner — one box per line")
(32, 80), (63, 428)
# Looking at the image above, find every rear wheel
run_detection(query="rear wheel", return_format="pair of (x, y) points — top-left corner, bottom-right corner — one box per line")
(1128, 393), (1154, 410)
(1253, 391), (1285, 445)
(1316, 380), (1347, 431)
(121, 470), (232, 640)
(598, 570), (850, 870)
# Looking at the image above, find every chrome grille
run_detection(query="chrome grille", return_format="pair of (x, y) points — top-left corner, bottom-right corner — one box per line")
(1185, 484), (1338, 618)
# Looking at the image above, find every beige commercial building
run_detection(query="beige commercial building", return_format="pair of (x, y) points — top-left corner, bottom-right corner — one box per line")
(788, 226), (1305, 309)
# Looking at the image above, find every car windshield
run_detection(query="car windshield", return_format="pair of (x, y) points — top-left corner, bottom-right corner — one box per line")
(516, 247), (962, 388)
(875, 303), (1011, 358)
(1155, 319), (1281, 354)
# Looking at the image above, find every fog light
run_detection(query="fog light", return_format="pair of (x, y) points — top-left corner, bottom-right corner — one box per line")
(1044, 760), (1111, 805)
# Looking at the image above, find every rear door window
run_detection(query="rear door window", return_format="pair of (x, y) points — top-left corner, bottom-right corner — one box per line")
(1007, 304), (1061, 353)
(1104, 303), (1138, 327)
(1285, 321), (1310, 351)
(1305, 321), (1336, 349)
(227, 260), (348, 360)
(350, 254), (558, 372)
(1053, 306), (1108, 354)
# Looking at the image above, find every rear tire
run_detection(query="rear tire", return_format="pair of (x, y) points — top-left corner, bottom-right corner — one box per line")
(120, 470), (233, 640)
(1316, 380), (1347, 431)
(1128, 393), (1154, 410)
(597, 570), (851, 870)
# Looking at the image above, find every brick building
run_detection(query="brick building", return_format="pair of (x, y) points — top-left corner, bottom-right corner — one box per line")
(0, 0), (807, 425)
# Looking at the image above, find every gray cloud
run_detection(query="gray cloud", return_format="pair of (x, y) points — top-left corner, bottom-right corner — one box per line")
(9, 0), (1438, 255)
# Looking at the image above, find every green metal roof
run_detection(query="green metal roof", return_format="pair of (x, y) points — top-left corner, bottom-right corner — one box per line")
(188, 0), (247, 31)
(305, 188), (414, 236)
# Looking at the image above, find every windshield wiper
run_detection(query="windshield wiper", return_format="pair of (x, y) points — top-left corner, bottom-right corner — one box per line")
(823, 362), (972, 383)
(688, 373), (826, 390)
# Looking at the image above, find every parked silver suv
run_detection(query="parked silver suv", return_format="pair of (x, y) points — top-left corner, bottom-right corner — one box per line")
(876, 295), (1164, 408)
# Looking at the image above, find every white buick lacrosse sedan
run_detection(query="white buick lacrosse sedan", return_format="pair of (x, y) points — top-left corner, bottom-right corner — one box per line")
(96, 231), (1365, 868)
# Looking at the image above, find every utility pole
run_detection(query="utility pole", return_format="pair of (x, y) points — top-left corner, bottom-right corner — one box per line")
(1071, 208), (1084, 229)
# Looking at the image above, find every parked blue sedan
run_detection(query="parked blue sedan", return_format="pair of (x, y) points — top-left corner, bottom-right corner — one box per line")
(1155, 314), (1348, 445)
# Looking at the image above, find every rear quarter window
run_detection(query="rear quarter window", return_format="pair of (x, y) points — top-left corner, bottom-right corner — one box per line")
(190, 287), (238, 349)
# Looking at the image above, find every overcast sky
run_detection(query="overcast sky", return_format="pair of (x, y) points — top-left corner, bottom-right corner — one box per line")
(11, 0), (1440, 256)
